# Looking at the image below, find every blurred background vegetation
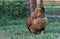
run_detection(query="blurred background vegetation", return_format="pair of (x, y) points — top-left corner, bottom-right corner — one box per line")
(0, 0), (30, 25)
(0, 0), (29, 20)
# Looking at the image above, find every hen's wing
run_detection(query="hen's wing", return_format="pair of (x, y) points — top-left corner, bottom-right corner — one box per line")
(26, 17), (34, 32)
(26, 17), (33, 27)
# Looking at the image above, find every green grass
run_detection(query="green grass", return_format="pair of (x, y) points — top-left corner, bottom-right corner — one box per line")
(0, 18), (60, 39)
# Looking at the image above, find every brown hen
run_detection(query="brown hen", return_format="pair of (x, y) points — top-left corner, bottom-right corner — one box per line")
(26, 7), (47, 33)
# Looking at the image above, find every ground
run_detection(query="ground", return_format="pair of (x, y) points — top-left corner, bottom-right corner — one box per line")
(0, 18), (60, 39)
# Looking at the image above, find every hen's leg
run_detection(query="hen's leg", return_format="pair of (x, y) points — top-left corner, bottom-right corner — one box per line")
(39, 28), (45, 34)
(41, 28), (45, 34)
(41, 30), (45, 34)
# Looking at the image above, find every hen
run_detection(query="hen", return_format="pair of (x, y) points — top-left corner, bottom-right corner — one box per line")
(26, 7), (47, 33)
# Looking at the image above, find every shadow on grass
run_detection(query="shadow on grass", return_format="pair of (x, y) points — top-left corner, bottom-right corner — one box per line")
(44, 30), (60, 33)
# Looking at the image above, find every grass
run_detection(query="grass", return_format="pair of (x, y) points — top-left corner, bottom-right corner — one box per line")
(0, 18), (60, 39)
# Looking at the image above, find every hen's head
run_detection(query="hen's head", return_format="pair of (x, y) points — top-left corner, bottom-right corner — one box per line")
(35, 7), (45, 18)
(30, 12), (35, 18)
